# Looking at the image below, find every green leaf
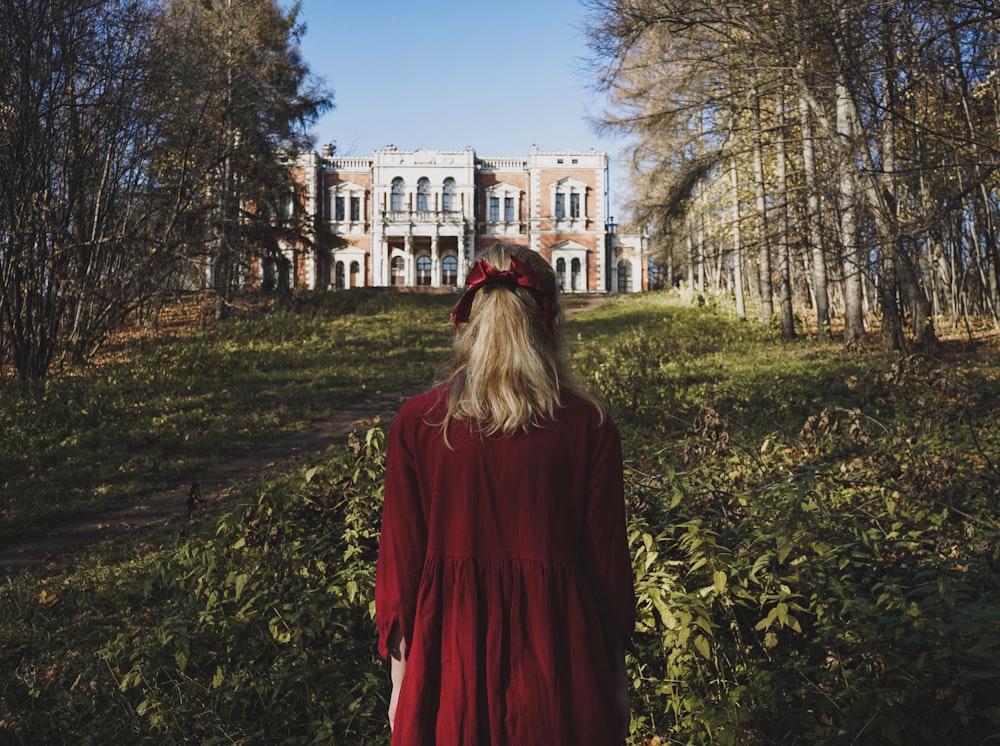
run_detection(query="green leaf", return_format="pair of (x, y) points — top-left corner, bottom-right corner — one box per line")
(234, 573), (249, 602)
(713, 570), (728, 593)
(693, 634), (711, 660)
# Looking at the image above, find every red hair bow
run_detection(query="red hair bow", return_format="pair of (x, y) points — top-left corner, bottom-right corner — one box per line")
(449, 255), (551, 328)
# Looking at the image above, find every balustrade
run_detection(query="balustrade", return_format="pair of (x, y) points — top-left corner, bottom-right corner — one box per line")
(380, 209), (467, 225)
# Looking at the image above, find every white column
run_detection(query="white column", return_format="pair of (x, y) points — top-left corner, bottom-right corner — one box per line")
(457, 234), (468, 287)
(404, 236), (414, 287)
(372, 208), (386, 286)
(376, 238), (386, 286)
(431, 235), (440, 288)
(303, 247), (316, 290)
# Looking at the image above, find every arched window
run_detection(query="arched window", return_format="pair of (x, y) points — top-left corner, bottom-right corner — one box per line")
(335, 261), (345, 290)
(555, 258), (566, 292)
(391, 177), (405, 212)
(416, 255), (432, 286)
(442, 178), (455, 212)
(571, 258), (582, 291)
(442, 255), (458, 286)
(417, 177), (430, 212)
(390, 255), (405, 286)
(350, 261), (361, 288)
(617, 259), (632, 293)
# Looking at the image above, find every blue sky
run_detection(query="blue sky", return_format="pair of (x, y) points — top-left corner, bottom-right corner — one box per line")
(291, 0), (621, 158)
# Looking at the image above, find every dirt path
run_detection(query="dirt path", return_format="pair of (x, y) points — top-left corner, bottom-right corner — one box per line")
(0, 388), (415, 578)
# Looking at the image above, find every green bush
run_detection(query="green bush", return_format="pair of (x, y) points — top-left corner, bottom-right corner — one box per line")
(616, 360), (1000, 743)
(1, 429), (391, 744)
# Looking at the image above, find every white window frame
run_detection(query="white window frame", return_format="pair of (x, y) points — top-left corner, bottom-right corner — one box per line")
(485, 182), (522, 236)
(416, 177), (431, 212)
(550, 241), (588, 293)
(331, 245), (367, 288)
(441, 254), (458, 286)
(329, 181), (366, 235)
(549, 178), (588, 227)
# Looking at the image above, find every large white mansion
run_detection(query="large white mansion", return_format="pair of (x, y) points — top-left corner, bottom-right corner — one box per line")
(284, 145), (647, 293)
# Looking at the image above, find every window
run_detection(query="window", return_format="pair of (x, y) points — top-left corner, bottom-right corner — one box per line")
(551, 181), (587, 221)
(391, 177), (404, 212)
(442, 255), (458, 286)
(390, 255), (405, 285)
(442, 178), (455, 212)
(486, 184), (520, 227)
(552, 244), (587, 294)
(335, 261), (345, 289)
(330, 183), (365, 227)
(416, 255), (432, 286)
(417, 177), (430, 211)
(350, 261), (361, 288)
(617, 260), (632, 293)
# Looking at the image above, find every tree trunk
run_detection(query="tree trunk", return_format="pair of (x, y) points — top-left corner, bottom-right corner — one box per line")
(775, 84), (795, 338)
(878, 5), (905, 352)
(798, 77), (830, 337)
(752, 90), (773, 324)
(730, 158), (746, 318)
(686, 232), (695, 302)
(836, 73), (865, 347)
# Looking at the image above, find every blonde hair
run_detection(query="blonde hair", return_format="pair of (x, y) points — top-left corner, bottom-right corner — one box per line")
(441, 242), (601, 443)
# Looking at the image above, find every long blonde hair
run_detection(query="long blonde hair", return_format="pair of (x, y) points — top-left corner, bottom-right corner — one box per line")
(441, 243), (601, 442)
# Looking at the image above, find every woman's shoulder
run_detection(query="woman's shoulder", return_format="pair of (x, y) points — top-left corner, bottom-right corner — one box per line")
(558, 390), (616, 430)
(395, 385), (448, 424)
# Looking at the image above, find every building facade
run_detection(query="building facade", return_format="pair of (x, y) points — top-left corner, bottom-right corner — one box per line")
(287, 145), (646, 293)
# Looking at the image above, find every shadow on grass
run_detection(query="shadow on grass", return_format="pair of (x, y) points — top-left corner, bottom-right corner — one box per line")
(0, 290), (457, 541)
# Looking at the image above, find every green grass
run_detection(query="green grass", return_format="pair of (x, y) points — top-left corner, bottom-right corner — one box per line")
(0, 290), (456, 539)
(2, 289), (1000, 744)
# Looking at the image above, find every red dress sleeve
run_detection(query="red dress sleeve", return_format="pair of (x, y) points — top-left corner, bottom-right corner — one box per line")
(583, 416), (636, 650)
(375, 401), (428, 660)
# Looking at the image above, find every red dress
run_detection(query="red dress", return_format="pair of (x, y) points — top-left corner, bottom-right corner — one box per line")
(376, 387), (635, 745)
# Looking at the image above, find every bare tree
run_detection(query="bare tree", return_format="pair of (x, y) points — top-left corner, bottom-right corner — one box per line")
(0, 0), (176, 381)
(0, 0), (331, 381)
(586, 0), (1000, 347)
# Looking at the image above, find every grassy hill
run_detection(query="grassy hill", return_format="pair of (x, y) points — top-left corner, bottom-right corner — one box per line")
(2, 290), (998, 744)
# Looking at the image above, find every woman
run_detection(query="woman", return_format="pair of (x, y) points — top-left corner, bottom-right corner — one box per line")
(375, 242), (635, 744)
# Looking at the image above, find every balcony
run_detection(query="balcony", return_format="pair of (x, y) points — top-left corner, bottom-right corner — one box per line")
(381, 210), (467, 226)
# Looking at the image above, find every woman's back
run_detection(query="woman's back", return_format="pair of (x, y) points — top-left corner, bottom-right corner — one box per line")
(377, 387), (633, 745)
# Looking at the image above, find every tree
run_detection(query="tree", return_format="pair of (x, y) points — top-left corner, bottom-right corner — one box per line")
(152, 0), (331, 319)
(586, 0), (1000, 347)
(0, 0), (331, 382)
(0, 0), (175, 381)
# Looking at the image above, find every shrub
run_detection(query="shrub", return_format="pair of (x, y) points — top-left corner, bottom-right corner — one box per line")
(1, 429), (391, 744)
